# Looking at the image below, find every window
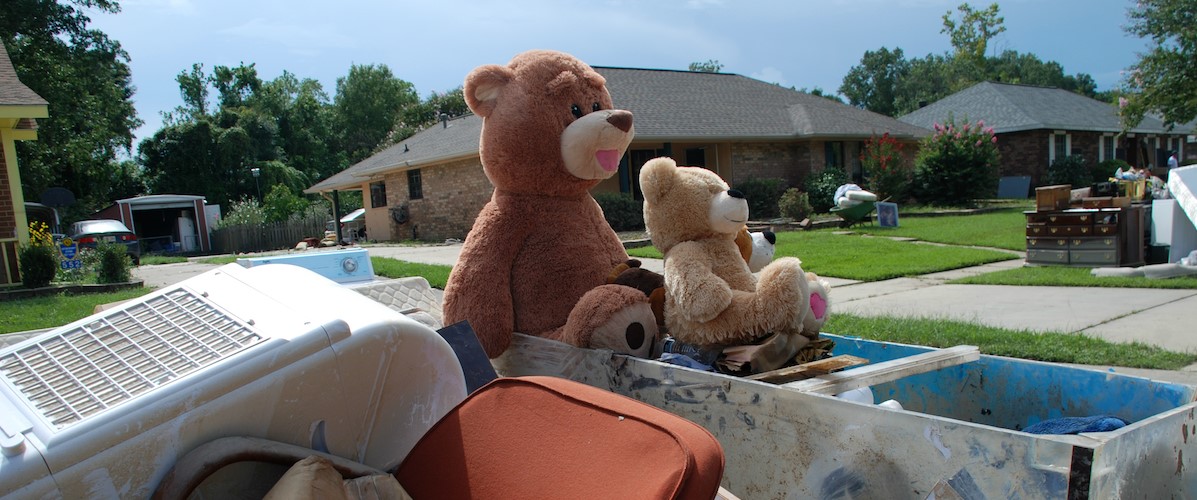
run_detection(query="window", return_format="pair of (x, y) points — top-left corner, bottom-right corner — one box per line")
(1100, 135), (1116, 162)
(1049, 132), (1071, 164)
(684, 148), (707, 168)
(407, 169), (423, 200)
(825, 141), (844, 169)
(369, 181), (387, 208)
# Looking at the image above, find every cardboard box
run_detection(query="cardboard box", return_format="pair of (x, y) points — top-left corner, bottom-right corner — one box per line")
(1035, 185), (1071, 211)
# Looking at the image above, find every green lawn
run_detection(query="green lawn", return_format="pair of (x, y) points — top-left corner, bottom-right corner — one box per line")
(629, 230), (1017, 281)
(845, 207), (1029, 251)
(0, 288), (154, 334)
(372, 257), (452, 288)
(950, 265), (1197, 289)
(827, 313), (1196, 369)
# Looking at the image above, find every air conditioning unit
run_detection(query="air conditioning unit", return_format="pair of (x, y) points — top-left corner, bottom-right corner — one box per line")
(0, 263), (467, 498)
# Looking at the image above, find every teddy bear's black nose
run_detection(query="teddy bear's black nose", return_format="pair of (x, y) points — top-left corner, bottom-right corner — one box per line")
(625, 322), (646, 350)
(606, 110), (633, 133)
(727, 189), (745, 199)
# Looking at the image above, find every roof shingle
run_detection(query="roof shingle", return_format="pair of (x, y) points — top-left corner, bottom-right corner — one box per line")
(899, 81), (1181, 135)
(309, 66), (931, 192)
(0, 42), (49, 107)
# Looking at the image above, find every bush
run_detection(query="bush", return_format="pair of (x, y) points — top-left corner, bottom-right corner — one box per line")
(1045, 155), (1091, 189)
(594, 192), (644, 232)
(911, 118), (1000, 207)
(861, 133), (911, 202)
(733, 178), (786, 220)
(94, 242), (132, 284)
(805, 168), (851, 213)
(18, 221), (58, 288)
(778, 188), (813, 220)
(19, 244), (58, 288)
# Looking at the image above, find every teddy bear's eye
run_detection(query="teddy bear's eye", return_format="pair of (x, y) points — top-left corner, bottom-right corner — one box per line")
(591, 102), (601, 112)
(570, 104), (583, 118)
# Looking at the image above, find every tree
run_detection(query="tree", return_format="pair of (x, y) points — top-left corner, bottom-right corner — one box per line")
(941, 3), (1006, 65)
(796, 87), (845, 104)
(334, 64), (418, 164)
(2, 0), (142, 214)
(688, 59), (723, 73)
(1120, 0), (1197, 129)
(839, 47), (907, 116)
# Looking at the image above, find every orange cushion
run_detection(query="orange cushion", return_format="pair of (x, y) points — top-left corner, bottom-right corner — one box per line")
(395, 376), (724, 499)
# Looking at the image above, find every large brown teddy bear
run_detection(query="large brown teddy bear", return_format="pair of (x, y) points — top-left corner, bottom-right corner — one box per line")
(640, 157), (816, 350)
(443, 50), (655, 359)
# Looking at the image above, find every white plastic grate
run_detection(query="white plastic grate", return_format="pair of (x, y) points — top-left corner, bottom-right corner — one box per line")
(0, 288), (263, 430)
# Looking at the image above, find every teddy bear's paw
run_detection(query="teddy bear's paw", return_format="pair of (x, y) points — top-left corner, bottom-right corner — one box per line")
(755, 257), (809, 305)
(801, 276), (832, 339)
(587, 300), (660, 358)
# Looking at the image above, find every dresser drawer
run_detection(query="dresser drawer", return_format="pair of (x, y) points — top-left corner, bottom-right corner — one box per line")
(1070, 249), (1119, 266)
(1070, 237), (1118, 250)
(1026, 237), (1070, 249)
(1094, 224), (1118, 236)
(1045, 213), (1094, 226)
(1027, 249), (1070, 264)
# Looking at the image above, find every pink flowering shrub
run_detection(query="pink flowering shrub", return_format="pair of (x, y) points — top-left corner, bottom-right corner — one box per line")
(912, 118), (1001, 206)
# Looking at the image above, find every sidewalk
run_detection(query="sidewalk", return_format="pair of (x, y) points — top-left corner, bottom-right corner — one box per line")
(132, 241), (1197, 384)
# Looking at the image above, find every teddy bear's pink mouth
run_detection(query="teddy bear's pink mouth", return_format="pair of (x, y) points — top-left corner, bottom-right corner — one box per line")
(595, 150), (621, 172)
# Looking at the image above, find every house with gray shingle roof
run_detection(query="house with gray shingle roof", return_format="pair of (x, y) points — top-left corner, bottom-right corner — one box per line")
(899, 81), (1192, 188)
(308, 66), (930, 242)
(0, 42), (50, 286)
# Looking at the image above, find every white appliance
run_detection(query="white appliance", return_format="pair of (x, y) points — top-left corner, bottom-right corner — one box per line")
(177, 212), (198, 252)
(1157, 165), (1197, 262)
(237, 248), (375, 284)
(0, 263), (467, 498)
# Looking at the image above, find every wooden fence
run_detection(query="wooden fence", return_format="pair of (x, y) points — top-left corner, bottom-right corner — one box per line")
(211, 217), (326, 255)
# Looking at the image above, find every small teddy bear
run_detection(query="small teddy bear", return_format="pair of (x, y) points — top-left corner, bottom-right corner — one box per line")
(639, 157), (814, 350)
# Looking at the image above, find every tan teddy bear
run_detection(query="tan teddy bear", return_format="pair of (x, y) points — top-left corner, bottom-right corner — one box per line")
(640, 157), (815, 352)
(443, 50), (656, 359)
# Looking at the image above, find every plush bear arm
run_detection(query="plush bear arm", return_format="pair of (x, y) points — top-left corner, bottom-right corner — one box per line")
(443, 209), (531, 358)
(664, 241), (734, 324)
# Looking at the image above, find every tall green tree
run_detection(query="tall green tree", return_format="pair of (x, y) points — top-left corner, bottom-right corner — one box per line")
(839, 47), (908, 116)
(1120, 0), (1197, 129)
(941, 3), (1006, 66)
(841, 2), (1097, 117)
(334, 64), (418, 164)
(1, 0), (142, 215)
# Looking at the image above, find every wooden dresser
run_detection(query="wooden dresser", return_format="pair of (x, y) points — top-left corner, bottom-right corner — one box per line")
(1024, 206), (1145, 267)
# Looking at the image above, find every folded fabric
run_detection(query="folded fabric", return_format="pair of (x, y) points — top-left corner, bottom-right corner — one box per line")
(1023, 415), (1128, 435)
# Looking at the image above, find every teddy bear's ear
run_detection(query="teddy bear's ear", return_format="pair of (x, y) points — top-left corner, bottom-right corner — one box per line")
(638, 157), (678, 204)
(464, 64), (513, 118)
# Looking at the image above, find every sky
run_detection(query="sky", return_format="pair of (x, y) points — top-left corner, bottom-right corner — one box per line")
(87, 0), (1149, 148)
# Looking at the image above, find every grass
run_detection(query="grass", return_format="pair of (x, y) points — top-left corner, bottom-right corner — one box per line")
(845, 207), (1029, 251)
(826, 313), (1197, 370)
(371, 257), (452, 288)
(0, 288), (154, 334)
(198, 255), (241, 265)
(629, 230), (1017, 281)
(139, 255), (190, 265)
(950, 265), (1197, 289)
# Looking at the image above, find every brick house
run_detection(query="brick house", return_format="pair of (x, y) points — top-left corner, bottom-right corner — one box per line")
(899, 81), (1193, 188)
(0, 43), (49, 286)
(307, 67), (929, 242)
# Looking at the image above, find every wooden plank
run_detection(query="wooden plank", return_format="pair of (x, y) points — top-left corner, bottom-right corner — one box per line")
(746, 354), (869, 384)
(781, 345), (980, 395)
